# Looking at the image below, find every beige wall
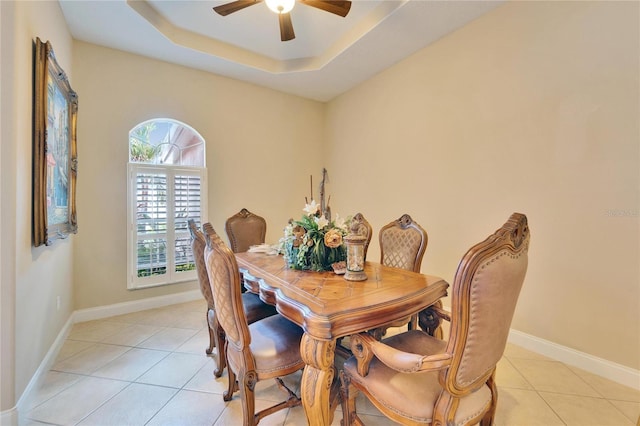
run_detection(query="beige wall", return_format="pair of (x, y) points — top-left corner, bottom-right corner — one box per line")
(72, 42), (325, 310)
(2, 0), (638, 412)
(0, 0), (75, 408)
(325, 1), (639, 369)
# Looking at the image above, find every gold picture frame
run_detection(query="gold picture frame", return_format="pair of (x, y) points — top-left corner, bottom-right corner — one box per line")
(33, 38), (78, 246)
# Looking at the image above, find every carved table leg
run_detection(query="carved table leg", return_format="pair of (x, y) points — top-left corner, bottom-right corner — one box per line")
(300, 333), (337, 426)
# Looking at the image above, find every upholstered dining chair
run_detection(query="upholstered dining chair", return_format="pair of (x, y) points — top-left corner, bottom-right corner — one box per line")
(204, 225), (305, 426)
(190, 221), (277, 378)
(378, 213), (428, 330)
(188, 219), (218, 357)
(351, 213), (373, 261)
(225, 208), (267, 253)
(340, 213), (530, 426)
(379, 213), (428, 273)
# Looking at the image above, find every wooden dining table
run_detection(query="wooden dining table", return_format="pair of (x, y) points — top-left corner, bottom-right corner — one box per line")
(235, 251), (449, 426)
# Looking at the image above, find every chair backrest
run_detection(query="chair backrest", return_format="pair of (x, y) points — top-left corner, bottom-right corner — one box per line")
(443, 213), (530, 395)
(225, 208), (267, 253)
(379, 214), (428, 272)
(188, 219), (214, 309)
(351, 213), (373, 261)
(203, 224), (251, 354)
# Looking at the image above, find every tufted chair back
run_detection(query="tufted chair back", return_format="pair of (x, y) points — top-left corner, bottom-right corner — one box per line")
(203, 223), (304, 425)
(225, 208), (267, 253)
(188, 219), (222, 361)
(444, 213), (530, 394)
(188, 219), (214, 310)
(204, 226), (251, 356)
(379, 214), (428, 273)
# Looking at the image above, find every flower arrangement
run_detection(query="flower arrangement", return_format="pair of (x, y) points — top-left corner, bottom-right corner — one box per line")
(281, 169), (350, 272)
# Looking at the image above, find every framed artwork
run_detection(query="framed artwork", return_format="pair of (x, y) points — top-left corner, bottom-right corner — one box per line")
(33, 38), (78, 247)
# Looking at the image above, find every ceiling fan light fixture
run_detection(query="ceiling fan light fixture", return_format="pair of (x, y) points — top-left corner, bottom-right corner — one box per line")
(265, 0), (295, 14)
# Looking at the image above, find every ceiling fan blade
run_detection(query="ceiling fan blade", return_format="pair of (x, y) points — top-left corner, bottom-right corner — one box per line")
(279, 12), (295, 41)
(300, 0), (351, 17)
(213, 0), (262, 16)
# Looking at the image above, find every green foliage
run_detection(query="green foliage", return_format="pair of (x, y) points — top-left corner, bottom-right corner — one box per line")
(130, 123), (161, 162)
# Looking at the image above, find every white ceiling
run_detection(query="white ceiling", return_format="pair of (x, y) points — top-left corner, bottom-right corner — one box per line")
(59, 0), (503, 102)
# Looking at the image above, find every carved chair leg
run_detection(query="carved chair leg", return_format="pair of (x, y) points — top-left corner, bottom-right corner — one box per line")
(224, 363), (236, 402)
(239, 371), (257, 426)
(212, 315), (227, 378)
(339, 371), (362, 426)
(205, 309), (215, 355)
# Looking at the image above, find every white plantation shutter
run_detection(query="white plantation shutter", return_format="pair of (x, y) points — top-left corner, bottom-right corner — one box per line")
(135, 171), (168, 281)
(173, 172), (201, 274)
(128, 165), (206, 288)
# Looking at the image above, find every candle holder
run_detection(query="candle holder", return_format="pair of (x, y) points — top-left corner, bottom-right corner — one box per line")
(344, 233), (367, 281)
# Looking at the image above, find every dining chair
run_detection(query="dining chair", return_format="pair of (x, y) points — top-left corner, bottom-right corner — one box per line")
(191, 222), (277, 378)
(351, 212), (373, 261)
(204, 226), (305, 426)
(378, 213), (428, 330)
(188, 219), (218, 358)
(225, 208), (267, 253)
(340, 213), (530, 426)
(379, 213), (428, 273)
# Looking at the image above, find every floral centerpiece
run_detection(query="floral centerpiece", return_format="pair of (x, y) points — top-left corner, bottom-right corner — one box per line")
(281, 169), (350, 272)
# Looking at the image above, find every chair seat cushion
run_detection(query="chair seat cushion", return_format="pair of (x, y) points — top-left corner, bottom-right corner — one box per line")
(242, 292), (278, 324)
(249, 314), (305, 379)
(344, 330), (492, 425)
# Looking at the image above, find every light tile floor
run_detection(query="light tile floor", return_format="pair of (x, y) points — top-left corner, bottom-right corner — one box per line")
(21, 300), (640, 426)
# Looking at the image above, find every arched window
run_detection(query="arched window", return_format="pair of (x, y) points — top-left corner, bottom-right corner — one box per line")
(127, 119), (207, 289)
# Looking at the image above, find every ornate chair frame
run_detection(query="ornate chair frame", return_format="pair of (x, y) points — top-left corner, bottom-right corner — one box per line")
(204, 226), (304, 425)
(190, 222), (276, 379)
(225, 208), (267, 253)
(188, 219), (224, 370)
(378, 213), (428, 330)
(340, 213), (530, 425)
(379, 213), (428, 273)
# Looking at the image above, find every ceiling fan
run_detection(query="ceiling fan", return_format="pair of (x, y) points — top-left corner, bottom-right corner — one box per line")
(213, 0), (352, 42)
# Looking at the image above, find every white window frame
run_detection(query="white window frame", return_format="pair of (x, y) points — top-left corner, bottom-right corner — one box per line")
(127, 163), (207, 289)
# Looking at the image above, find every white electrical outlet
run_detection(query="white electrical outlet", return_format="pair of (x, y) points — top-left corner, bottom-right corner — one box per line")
(56, 296), (61, 311)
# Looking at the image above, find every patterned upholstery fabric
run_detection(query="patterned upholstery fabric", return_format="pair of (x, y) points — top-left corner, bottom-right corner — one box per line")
(380, 227), (424, 271)
(207, 241), (244, 344)
(204, 228), (304, 425)
(379, 213), (428, 273)
(188, 220), (214, 310)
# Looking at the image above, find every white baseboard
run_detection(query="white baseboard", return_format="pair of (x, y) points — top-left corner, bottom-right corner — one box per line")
(0, 406), (18, 426)
(508, 329), (640, 390)
(72, 290), (202, 323)
(14, 314), (74, 423)
(15, 290), (202, 424)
